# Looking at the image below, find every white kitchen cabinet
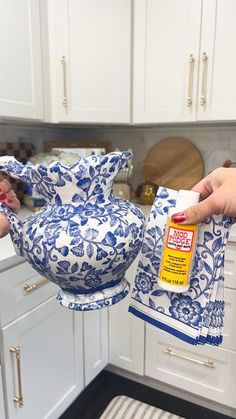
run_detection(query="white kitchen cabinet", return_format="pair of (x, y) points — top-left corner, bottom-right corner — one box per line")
(0, 367), (6, 419)
(144, 237), (236, 412)
(1, 297), (84, 419)
(198, 0), (236, 121)
(46, 0), (131, 123)
(0, 0), (43, 120)
(224, 288), (236, 352)
(224, 243), (236, 290)
(145, 326), (236, 409)
(0, 249), (110, 419)
(109, 205), (149, 375)
(84, 308), (108, 386)
(133, 0), (202, 123)
(0, 262), (58, 327)
(133, 0), (236, 124)
(109, 257), (145, 375)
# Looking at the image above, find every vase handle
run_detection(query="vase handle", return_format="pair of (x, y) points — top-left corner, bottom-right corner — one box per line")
(0, 156), (32, 184)
(0, 201), (23, 243)
(0, 156), (28, 233)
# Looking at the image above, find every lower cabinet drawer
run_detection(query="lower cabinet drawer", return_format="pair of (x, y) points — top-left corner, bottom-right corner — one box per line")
(0, 262), (58, 326)
(145, 325), (236, 408)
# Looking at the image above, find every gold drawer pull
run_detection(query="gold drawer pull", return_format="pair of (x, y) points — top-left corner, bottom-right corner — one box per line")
(186, 54), (195, 107)
(200, 51), (208, 106)
(61, 55), (68, 107)
(10, 346), (24, 407)
(163, 346), (214, 368)
(23, 277), (48, 293)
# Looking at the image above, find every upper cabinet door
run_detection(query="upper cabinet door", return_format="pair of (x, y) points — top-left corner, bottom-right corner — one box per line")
(197, 0), (236, 121)
(53, 0), (131, 123)
(0, 0), (43, 120)
(133, 0), (202, 123)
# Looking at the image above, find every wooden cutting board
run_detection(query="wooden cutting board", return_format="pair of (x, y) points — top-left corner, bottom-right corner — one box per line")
(143, 137), (204, 190)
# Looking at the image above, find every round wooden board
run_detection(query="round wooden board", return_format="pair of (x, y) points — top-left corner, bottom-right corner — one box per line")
(143, 137), (204, 190)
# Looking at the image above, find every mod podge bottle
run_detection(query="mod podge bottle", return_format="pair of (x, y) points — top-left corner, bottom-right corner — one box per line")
(158, 189), (200, 293)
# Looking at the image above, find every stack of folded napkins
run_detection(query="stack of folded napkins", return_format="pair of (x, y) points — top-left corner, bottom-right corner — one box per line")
(129, 187), (232, 346)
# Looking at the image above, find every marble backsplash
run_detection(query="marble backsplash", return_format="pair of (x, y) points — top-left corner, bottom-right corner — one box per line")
(0, 121), (236, 190)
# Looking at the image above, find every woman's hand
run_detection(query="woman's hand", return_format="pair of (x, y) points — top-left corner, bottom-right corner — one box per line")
(171, 167), (236, 224)
(0, 177), (20, 238)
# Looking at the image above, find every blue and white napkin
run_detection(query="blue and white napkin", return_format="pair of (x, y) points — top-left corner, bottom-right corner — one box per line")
(129, 187), (232, 346)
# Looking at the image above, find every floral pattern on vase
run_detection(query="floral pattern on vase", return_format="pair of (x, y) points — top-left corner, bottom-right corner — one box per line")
(0, 152), (145, 311)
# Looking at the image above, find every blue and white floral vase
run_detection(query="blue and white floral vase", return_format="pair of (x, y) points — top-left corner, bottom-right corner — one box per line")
(0, 152), (145, 310)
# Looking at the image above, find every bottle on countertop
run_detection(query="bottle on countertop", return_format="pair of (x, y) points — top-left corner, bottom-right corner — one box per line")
(158, 189), (200, 293)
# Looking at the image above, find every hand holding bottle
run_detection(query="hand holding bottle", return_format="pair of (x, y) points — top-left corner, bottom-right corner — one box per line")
(172, 168), (236, 224)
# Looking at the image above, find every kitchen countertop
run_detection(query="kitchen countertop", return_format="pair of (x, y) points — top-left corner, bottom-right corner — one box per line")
(0, 205), (236, 272)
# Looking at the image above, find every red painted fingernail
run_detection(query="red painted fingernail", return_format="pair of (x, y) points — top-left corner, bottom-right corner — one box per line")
(0, 193), (7, 201)
(171, 212), (186, 223)
(6, 199), (14, 204)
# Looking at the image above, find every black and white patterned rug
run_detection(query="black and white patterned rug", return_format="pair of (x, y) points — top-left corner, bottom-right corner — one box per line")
(99, 395), (185, 419)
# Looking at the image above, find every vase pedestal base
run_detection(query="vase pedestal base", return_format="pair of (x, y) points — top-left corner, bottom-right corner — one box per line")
(57, 277), (130, 311)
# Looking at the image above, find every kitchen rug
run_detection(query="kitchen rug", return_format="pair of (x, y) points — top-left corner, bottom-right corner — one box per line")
(99, 395), (185, 419)
(129, 187), (232, 346)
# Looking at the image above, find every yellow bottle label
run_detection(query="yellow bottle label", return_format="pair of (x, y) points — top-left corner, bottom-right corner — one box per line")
(159, 219), (197, 287)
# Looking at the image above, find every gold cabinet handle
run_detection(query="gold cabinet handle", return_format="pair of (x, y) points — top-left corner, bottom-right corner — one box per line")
(23, 277), (48, 293)
(163, 346), (214, 368)
(10, 346), (24, 407)
(186, 54), (195, 107)
(61, 55), (68, 107)
(200, 52), (208, 106)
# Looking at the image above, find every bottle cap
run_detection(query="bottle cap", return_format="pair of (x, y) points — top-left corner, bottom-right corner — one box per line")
(175, 189), (200, 212)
